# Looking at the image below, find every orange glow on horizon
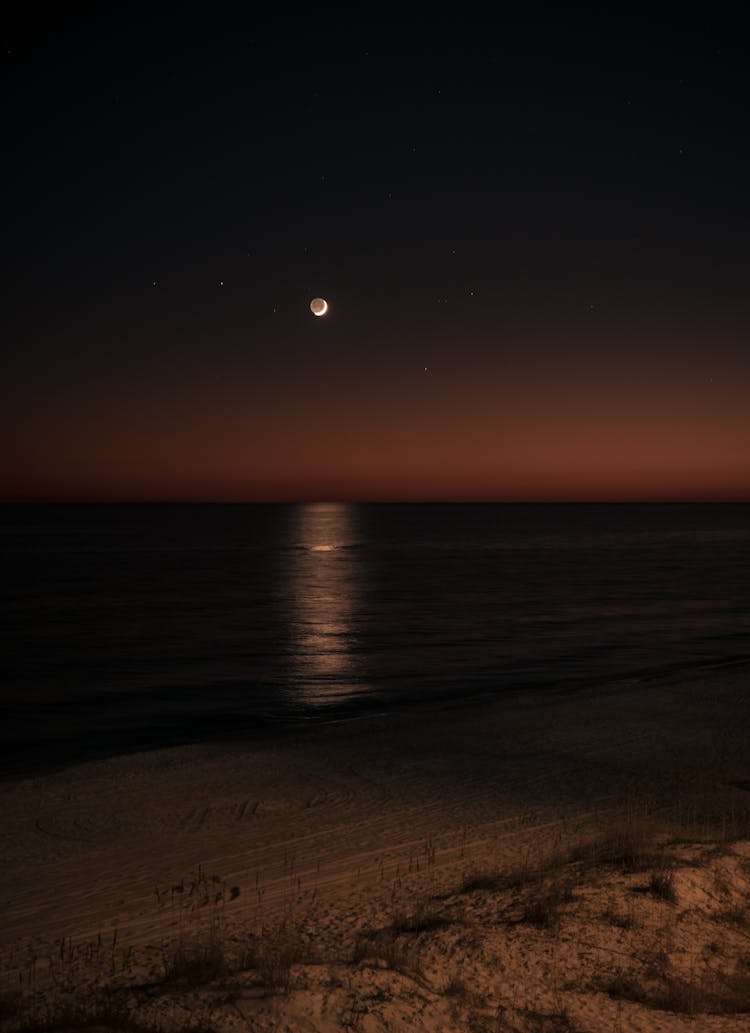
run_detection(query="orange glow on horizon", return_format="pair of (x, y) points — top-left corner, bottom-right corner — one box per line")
(3, 332), (748, 503)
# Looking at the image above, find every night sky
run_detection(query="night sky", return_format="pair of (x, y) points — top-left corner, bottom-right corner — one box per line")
(3, 13), (749, 502)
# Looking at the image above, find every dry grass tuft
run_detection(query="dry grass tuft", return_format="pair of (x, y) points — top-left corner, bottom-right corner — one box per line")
(601, 908), (635, 930)
(605, 967), (750, 1015)
(351, 927), (419, 978)
(458, 859), (549, 897)
(390, 905), (447, 935)
(516, 1003), (580, 1031)
(442, 974), (469, 998)
(716, 906), (749, 928)
(522, 880), (576, 929)
(568, 819), (656, 874)
(458, 870), (507, 894)
(251, 922), (304, 993)
(459, 811), (662, 905)
(2, 988), (214, 1032)
(163, 941), (228, 986)
(647, 868), (677, 904)
(604, 968), (648, 1004)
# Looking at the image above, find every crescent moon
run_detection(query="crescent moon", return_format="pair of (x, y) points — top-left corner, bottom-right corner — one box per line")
(310, 297), (328, 316)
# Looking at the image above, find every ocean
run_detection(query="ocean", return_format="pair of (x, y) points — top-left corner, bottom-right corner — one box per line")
(2, 503), (749, 773)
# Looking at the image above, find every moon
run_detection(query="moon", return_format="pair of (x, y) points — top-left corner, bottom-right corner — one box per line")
(310, 297), (328, 316)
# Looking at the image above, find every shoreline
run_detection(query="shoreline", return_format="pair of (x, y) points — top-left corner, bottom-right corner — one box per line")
(3, 666), (748, 932)
(3, 652), (750, 783)
(2, 665), (749, 1029)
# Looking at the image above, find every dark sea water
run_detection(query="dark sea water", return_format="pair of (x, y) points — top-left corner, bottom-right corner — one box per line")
(2, 503), (749, 773)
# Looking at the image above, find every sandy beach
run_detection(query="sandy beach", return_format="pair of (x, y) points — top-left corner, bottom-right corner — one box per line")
(2, 666), (750, 1031)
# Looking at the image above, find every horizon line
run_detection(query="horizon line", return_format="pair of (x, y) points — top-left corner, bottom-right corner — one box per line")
(2, 496), (750, 506)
